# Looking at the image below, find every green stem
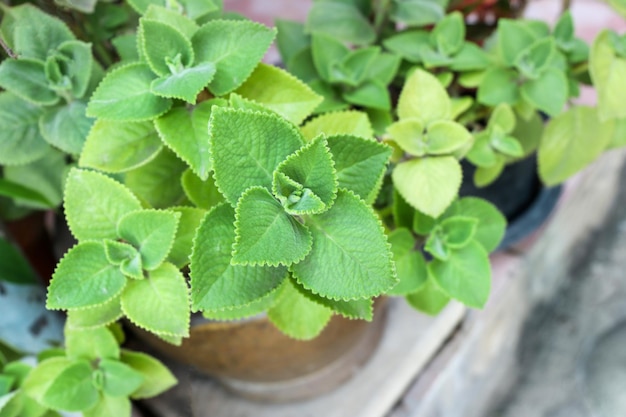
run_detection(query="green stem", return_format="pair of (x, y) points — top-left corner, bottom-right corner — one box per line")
(373, 0), (392, 40)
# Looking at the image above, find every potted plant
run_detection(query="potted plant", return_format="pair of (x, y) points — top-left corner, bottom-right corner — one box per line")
(1, 0), (625, 413)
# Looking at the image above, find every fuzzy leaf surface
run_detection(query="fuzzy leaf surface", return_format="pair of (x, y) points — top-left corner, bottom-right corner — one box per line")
(291, 190), (396, 300)
(150, 62), (216, 103)
(121, 262), (190, 337)
(190, 204), (287, 311)
(209, 107), (303, 205)
(0, 59), (58, 105)
(398, 69), (451, 123)
(41, 360), (98, 412)
(40, 101), (93, 155)
(120, 350), (177, 399)
(520, 67), (567, 117)
(392, 156), (462, 217)
(118, 210), (180, 270)
(154, 100), (217, 180)
(232, 187), (312, 266)
(66, 296), (123, 330)
(65, 327), (119, 361)
(64, 168), (141, 241)
(192, 20), (276, 96)
(86, 63), (171, 121)
(306, 1), (375, 45)
(47, 242), (127, 310)
(0, 93), (48, 165)
(327, 135), (391, 203)
(181, 170), (225, 209)
(167, 207), (206, 268)
(235, 63), (322, 125)
(268, 278), (333, 340)
(140, 19), (194, 77)
(80, 120), (162, 173)
(301, 111), (374, 141)
(99, 359), (144, 397)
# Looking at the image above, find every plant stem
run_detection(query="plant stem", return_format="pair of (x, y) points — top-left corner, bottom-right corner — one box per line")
(561, 0), (571, 14)
(373, 0), (392, 40)
(0, 37), (17, 59)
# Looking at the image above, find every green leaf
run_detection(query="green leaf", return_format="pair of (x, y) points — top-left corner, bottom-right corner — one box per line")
(181, 170), (225, 209)
(520, 67), (568, 117)
(22, 358), (73, 404)
(343, 80), (391, 110)
(274, 137), (338, 210)
(430, 11), (464, 56)
(390, 0), (445, 27)
(591, 30), (626, 120)
(272, 174), (326, 215)
(497, 19), (537, 66)
(340, 47), (381, 86)
(367, 52), (401, 85)
(406, 278), (450, 315)
(275, 19), (309, 64)
(387, 228), (428, 295)
(306, 1), (375, 45)
(488, 103), (516, 133)
(0, 92), (48, 166)
(477, 68), (520, 106)
(80, 120), (163, 173)
(0, 238), (37, 285)
(291, 190), (396, 300)
(99, 359), (144, 397)
(151, 62), (216, 103)
(41, 360), (98, 412)
(167, 207), (206, 268)
(383, 30), (430, 63)
(48, 40), (93, 99)
(124, 148), (188, 208)
(392, 156), (462, 217)
(301, 111), (374, 141)
(120, 350), (177, 399)
(438, 216), (478, 248)
(83, 395), (130, 417)
(4, 5), (73, 59)
(64, 168), (142, 241)
(424, 230), (450, 261)
(467, 131), (497, 168)
(442, 197), (506, 252)
(192, 20), (276, 96)
(0, 59), (58, 106)
(209, 107), (303, 205)
(294, 279), (374, 320)
(514, 38), (555, 79)
(232, 187), (312, 266)
(386, 118), (427, 156)
(47, 242), (127, 310)
(0, 179), (53, 209)
(326, 135), (392, 203)
(190, 203), (287, 311)
(112, 34), (140, 62)
(65, 327), (120, 361)
(311, 33), (350, 82)
(87, 63), (172, 121)
(397, 68), (451, 123)
(121, 262), (190, 337)
(143, 4), (199, 38)
(309, 79), (350, 113)
(412, 209), (436, 235)
(538, 106), (614, 186)
(267, 278), (333, 340)
(235, 63), (322, 126)
(40, 101), (93, 155)
(0, 376), (14, 397)
(140, 19), (194, 77)
(474, 160), (505, 187)
(428, 240), (490, 308)
(450, 42), (490, 71)
(425, 120), (472, 155)
(512, 111), (544, 156)
(66, 296), (123, 330)
(202, 287), (280, 321)
(118, 210), (180, 270)
(491, 135), (524, 158)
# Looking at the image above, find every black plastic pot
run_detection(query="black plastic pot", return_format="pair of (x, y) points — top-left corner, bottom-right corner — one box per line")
(459, 155), (562, 250)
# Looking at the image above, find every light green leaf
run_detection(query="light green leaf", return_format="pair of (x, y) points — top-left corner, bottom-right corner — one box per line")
(367, 52), (401, 85)
(64, 168), (142, 240)
(267, 278), (333, 340)
(467, 131), (497, 168)
(591, 30), (626, 120)
(430, 11), (464, 56)
(104, 240), (143, 279)
(21, 358), (72, 404)
(294, 278), (374, 320)
(514, 37), (555, 79)
(512, 111), (544, 156)
(124, 148), (188, 208)
(383, 30), (430, 62)
(275, 19), (309, 65)
(167, 206), (206, 268)
(181, 170), (225, 209)
(40, 101), (93, 155)
(190, 203), (287, 311)
(232, 187), (312, 266)
(538, 106), (614, 186)
(406, 278), (450, 315)
(389, 0), (444, 27)
(202, 287), (280, 321)
(0, 92), (48, 166)
(0, 59), (58, 106)
(83, 395), (130, 417)
(86, 63), (172, 121)
(428, 240), (490, 308)
(209, 107), (303, 205)
(143, 4), (199, 38)
(48, 40), (93, 99)
(291, 190), (397, 300)
(397, 68), (451, 123)
(140, 19), (194, 77)
(301, 111), (374, 141)
(392, 156), (462, 217)
(497, 19), (537, 66)
(442, 197), (506, 252)
(412, 208), (436, 235)
(41, 360), (98, 412)
(99, 359), (144, 397)
(326, 134), (392, 203)
(343, 80), (391, 110)
(387, 118), (427, 157)
(450, 42), (490, 71)
(47, 242), (127, 310)
(488, 103), (516, 133)
(425, 120), (472, 155)
(438, 216), (478, 248)
(387, 228), (428, 296)
(121, 262), (190, 337)
(66, 296), (123, 330)
(474, 160), (505, 187)
(118, 210), (180, 270)
(192, 20), (276, 96)
(491, 135), (524, 157)
(65, 327), (120, 361)
(120, 350), (177, 399)
(306, 1), (374, 45)
(235, 63), (322, 126)
(311, 33), (350, 82)
(80, 120), (163, 173)
(520, 67), (567, 117)
(150, 62), (216, 103)
(477, 67), (520, 106)
(272, 174), (326, 215)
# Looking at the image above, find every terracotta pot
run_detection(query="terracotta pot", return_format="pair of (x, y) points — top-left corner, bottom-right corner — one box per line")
(132, 299), (388, 402)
